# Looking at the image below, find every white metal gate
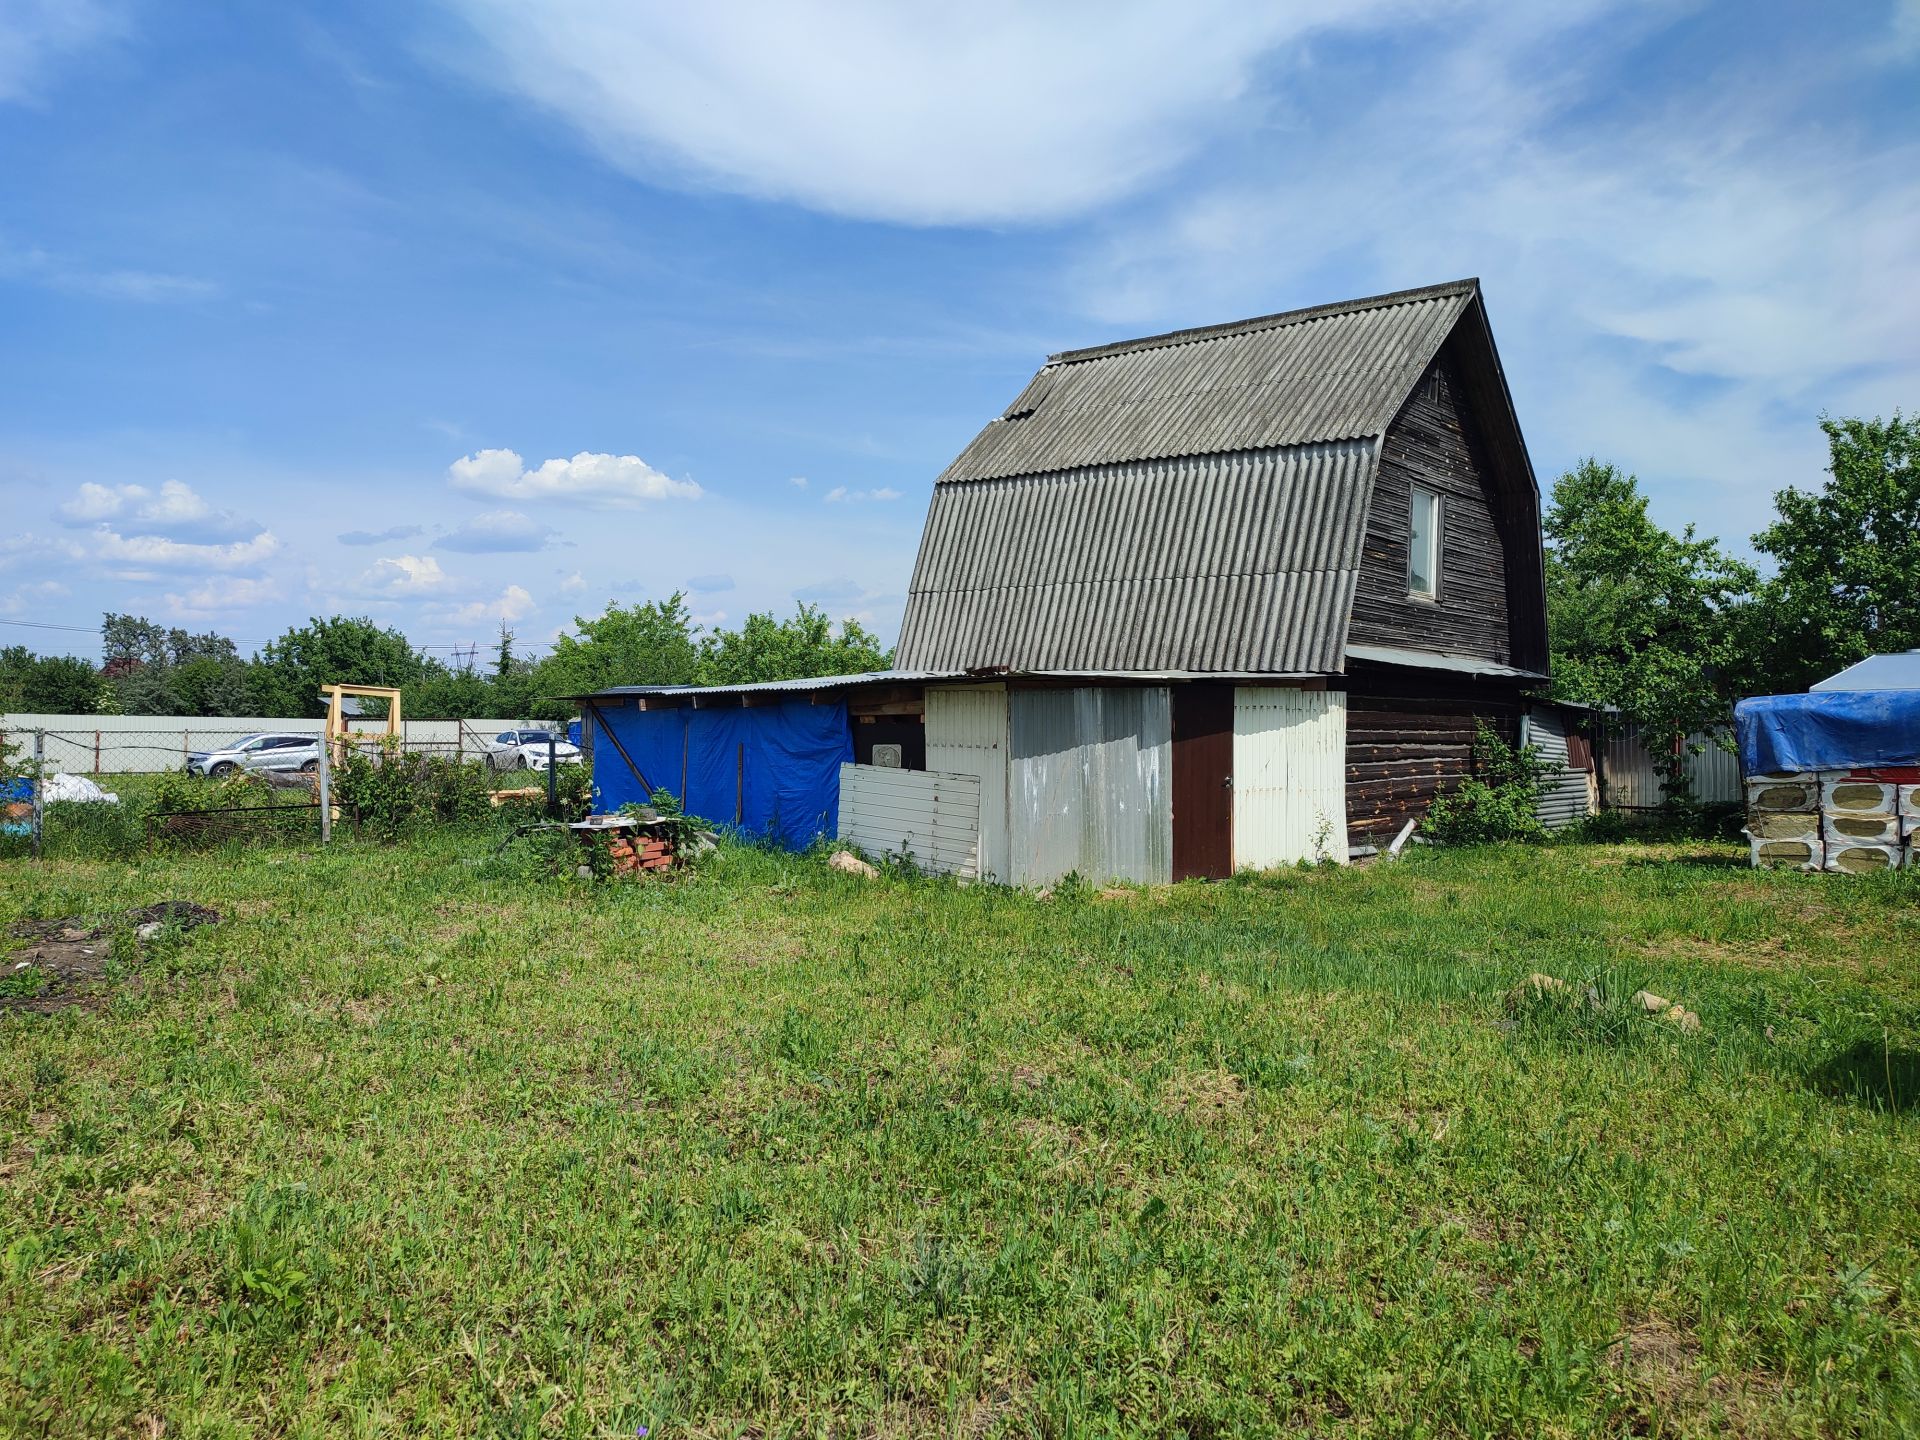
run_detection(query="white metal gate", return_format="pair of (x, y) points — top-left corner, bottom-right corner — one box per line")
(1231, 688), (1348, 867)
(925, 685), (1009, 883)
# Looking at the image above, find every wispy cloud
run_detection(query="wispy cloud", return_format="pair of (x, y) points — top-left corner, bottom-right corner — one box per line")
(434, 508), (559, 553)
(339, 524), (425, 546)
(822, 485), (902, 504)
(0, 242), (217, 303)
(0, 0), (126, 105)
(59, 479), (259, 543)
(439, 2), (1405, 225)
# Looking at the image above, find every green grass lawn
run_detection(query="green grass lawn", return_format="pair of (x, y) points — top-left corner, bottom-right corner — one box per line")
(2, 834), (1918, 1437)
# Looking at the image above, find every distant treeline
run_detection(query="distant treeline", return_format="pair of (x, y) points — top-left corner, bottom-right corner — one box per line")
(1, 597), (889, 722)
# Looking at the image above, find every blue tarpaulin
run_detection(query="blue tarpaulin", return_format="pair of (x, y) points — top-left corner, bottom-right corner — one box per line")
(585, 698), (851, 849)
(1734, 691), (1920, 775)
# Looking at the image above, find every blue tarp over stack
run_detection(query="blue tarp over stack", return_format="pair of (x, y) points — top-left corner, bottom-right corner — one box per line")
(585, 699), (851, 849)
(1734, 691), (1920, 775)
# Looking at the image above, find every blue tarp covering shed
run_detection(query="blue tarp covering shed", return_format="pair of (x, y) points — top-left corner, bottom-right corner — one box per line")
(585, 698), (851, 849)
(1734, 691), (1920, 775)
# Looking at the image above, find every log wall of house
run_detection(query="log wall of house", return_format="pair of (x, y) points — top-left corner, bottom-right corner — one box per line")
(1341, 668), (1526, 852)
(1348, 362), (1513, 663)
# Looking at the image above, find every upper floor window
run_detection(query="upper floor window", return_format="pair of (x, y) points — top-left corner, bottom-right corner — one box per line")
(1408, 485), (1440, 599)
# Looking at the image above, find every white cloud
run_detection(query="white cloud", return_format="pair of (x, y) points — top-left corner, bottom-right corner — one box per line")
(161, 576), (285, 619)
(77, 527), (282, 572)
(788, 476), (808, 488)
(448, 447), (702, 506)
(439, 1), (1404, 225)
(0, 0), (125, 104)
(447, 584), (535, 624)
(434, 508), (559, 552)
(558, 569), (587, 592)
(822, 485), (902, 504)
(58, 479), (259, 542)
(354, 554), (449, 596)
(0, 578), (68, 616)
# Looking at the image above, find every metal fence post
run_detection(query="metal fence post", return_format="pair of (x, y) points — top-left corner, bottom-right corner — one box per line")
(30, 729), (44, 860)
(317, 735), (332, 845)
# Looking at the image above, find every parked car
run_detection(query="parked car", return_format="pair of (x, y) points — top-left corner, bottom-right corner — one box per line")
(481, 728), (580, 772)
(186, 733), (321, 778)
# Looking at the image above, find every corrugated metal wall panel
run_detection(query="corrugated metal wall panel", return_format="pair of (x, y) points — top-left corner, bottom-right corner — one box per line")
(1537, 772), (1591, 829)
(1523, 705), (1573, 766)
(836, 764), (982, 879)
(1007, 687), (1172, 886)
(897, 441), (1374, 673)
(1599, 724), (1741, 809)
(925, 685), (1010, 883)
(1231, 688), (1349, 866)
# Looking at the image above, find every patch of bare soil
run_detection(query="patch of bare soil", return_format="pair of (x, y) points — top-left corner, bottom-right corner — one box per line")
(3, 902), (220, 1014)
(1607, 1313), (1783, 1434)
(1160, 1067), (1249, 1124)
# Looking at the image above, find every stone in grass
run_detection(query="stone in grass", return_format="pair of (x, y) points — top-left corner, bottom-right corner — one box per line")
(1504, 972), (1602, 1014)
(828, 850), (879, 879)
(1632, 989), (1702, 1033)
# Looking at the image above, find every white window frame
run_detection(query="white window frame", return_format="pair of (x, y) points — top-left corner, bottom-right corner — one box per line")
(1408, 485), (1442, 600)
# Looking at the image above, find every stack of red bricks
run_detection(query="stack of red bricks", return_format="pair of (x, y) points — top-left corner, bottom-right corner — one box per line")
(606, 829), (674, 876)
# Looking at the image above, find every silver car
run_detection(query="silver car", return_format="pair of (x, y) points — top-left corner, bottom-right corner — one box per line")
(186, 732), (321, 778)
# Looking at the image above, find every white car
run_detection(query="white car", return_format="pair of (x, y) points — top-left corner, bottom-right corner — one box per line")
(482, 728), (580, 772)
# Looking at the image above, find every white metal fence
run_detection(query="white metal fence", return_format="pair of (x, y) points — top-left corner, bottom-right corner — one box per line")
(0, 714), (536, 774)
(837, 762), (983, 878)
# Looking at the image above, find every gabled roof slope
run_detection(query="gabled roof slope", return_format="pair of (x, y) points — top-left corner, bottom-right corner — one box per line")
(897, 279), (1541, 675)
(939, 280), (1476, 484)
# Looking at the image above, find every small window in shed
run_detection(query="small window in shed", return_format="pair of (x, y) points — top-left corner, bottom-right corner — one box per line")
(1408, 485), (1441, 599)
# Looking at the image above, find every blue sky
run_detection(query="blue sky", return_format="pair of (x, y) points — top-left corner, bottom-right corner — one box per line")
(2, 0), (1916, 661)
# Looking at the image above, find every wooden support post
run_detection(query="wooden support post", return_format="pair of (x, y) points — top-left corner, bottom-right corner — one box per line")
(680, 721), (688, 803)
(736, 742), (744, 824)
(546, 734), (558, 818)
(317, 736), (332, 844)
(94, 730), (101, 775)
(30, 729), (44, 860)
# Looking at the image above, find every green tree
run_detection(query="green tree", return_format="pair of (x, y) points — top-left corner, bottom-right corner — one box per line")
(695, 604), (891, 686)
(101, 613), (171, 668)
(1745, 413), (1919, 693)
(528, 596), (701, 719)
(255, 616), (425, 717)
(405, 663), (499, 722)
(1545, 460), (1755, 800)
(10, 654), (104, 713)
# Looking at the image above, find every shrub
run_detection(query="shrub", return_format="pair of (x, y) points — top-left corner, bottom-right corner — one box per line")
(1424, 720), (1550, 846)
(332, 741), (493, 838)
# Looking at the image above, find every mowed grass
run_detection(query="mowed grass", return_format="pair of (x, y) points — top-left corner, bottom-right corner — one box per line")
(2, 835), (1918, 1438)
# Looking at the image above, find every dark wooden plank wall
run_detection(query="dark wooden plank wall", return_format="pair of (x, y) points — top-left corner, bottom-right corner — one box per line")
(1342, 670), (1526, 851)
(1348, 362), (1512, 663)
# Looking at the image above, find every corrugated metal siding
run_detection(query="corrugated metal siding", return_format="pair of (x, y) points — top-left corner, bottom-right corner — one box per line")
(1524, 706), (1590, 829)
(925, 685), (1010, 883)
(836, 764), (982, 879)
(1537, 772), (1591, 829)
(1231, 688), (1349, 866)
(940, 288), (1473, 483)
(896, 441), (1374, 673)
(1007, 687), (1172, 886)
(1599, 724), (1741, 809)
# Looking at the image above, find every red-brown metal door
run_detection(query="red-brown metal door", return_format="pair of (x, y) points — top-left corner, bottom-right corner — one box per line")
(1172, 683), (1234, 879)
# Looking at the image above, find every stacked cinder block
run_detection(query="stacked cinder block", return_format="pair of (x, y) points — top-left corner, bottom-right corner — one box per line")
(1746, 768), (1919, 872)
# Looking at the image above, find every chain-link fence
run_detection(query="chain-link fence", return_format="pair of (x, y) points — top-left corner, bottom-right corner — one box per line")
(0, 722), (585, 858)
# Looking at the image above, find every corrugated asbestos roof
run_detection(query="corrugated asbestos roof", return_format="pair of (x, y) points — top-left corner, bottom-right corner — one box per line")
(939, 281), (1476, 484)
(898, 441), (1374, 673)
(897, 281), (1483, 675)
